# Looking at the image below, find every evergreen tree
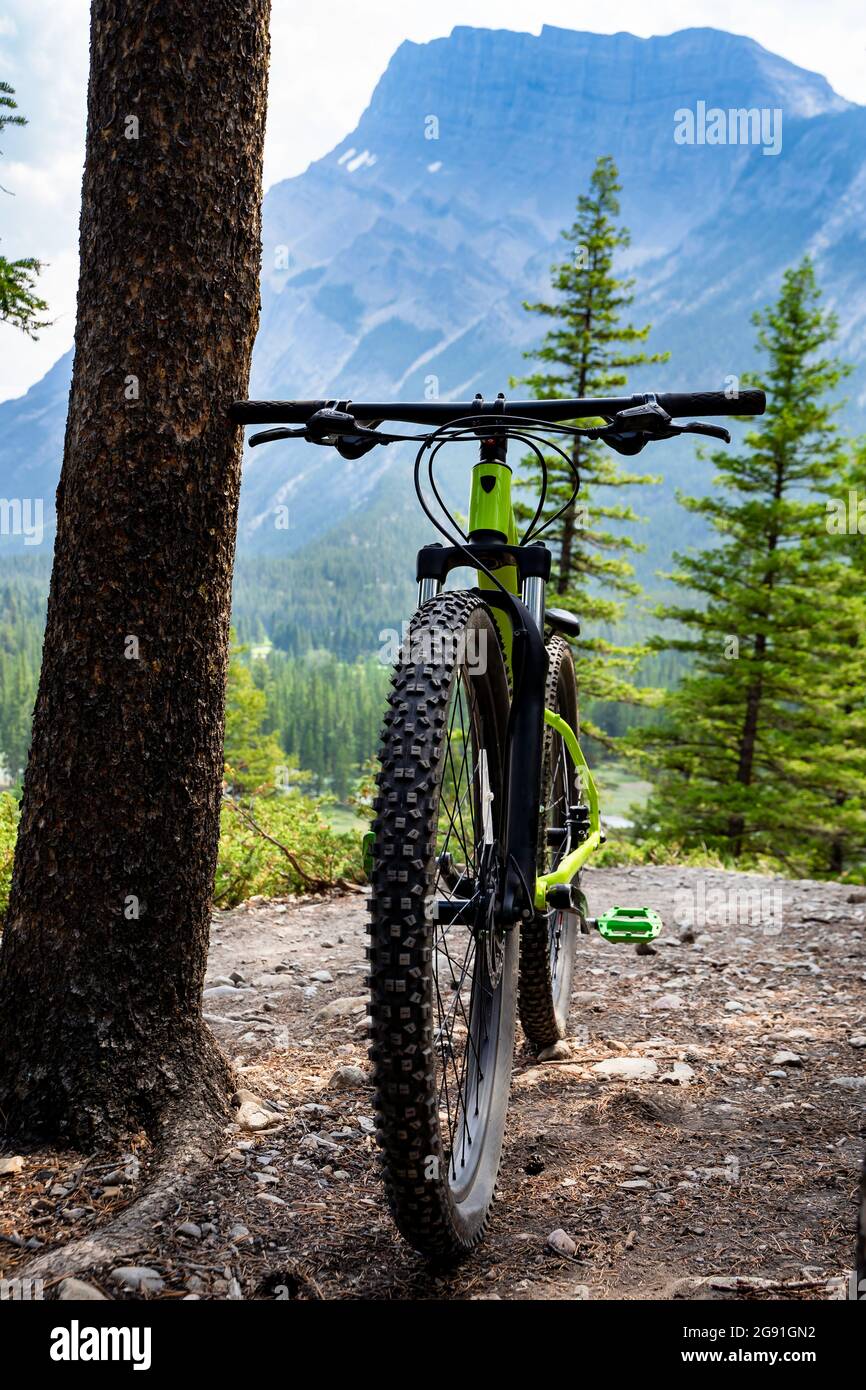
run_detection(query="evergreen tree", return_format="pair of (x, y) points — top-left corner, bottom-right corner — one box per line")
(822, 439), (866, 875)
(224, 637), (285, 794)
(515, 155), (667, 746)
(0, 83), (49, 336)
(634, 259), (866, 874)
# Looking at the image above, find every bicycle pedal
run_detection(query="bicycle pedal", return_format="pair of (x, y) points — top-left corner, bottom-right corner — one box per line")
(593, 905), (662, 943)
(362, 830), (375, 880)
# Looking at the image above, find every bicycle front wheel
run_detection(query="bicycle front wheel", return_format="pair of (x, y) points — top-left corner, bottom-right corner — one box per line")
(368, 591), (516, 1259)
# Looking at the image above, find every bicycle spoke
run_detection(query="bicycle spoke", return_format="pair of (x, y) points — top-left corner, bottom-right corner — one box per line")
(429, 663), (504, 1190)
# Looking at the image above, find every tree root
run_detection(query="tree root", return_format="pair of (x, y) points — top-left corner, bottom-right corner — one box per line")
(14, 1077), (231, 1289)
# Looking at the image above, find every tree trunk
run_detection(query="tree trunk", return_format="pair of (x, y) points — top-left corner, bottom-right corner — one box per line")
(0, 0), (271, 1145)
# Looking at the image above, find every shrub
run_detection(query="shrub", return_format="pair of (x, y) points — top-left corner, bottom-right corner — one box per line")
(215, 792), (364, 907)
(0, 791), (18, 919)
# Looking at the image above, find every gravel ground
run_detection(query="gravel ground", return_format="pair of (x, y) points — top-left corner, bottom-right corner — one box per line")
(1, 866), (864, 1300)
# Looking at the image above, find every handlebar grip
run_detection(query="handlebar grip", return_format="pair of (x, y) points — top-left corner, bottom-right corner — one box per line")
(656, 389), (765, 418)
(229, 399), (325, 424)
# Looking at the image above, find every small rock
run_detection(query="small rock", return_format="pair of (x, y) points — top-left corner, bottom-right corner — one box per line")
(310, 969), (334, 983)
(314, 995), (367, 1021)
(300, 1132), (341, 1152)
(537, 1039), (573, 1062)
(176, 1222), (202, 1239)
(767, 1069), (788, 1079)
(0, 1155), (25, 1177)
(58, 1278), (109, 1301)
(618, 1179), (651, 1190)
(230, 971), (246, 984)
(328, 1064), (368, 1091)
(659, 1062), (695, 1085)
(203, 985), (242, 999)
(635, 941), (658, 956)
(679, 926), (696, 944)
(547, 1228), (577, 1257)
(771, 1050), (802, 1067)
(109, 1266), (164, 1293)
(830, 1075), (866, 1090)
(651, 994), (683, 1011)
(235, 1090), (278, 1132)
(592, 1057), (658, 1081)
(724, 1000), (745, 1012)
(848, 1035), (866, 1049)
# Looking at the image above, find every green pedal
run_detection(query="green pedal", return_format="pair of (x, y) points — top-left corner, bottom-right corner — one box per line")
(362, 830), (375, 880)
(595, 905), (662, 943)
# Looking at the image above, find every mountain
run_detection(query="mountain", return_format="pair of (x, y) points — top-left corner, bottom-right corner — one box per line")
(2, 24), (864, 579)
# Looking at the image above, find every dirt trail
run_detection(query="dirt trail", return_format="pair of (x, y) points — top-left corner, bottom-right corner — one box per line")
(2, 866), (864, 1300)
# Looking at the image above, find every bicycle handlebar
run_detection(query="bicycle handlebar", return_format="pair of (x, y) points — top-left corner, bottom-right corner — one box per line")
(229, 389), (765, 428)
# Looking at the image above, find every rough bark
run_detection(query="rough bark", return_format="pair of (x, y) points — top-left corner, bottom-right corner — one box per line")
(0, 0), (271, 1145)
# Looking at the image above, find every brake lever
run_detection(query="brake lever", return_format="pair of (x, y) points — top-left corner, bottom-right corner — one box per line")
(593, 405), (731, 455)
(249, 426), (307, 447)
(677, 420), (731, 443)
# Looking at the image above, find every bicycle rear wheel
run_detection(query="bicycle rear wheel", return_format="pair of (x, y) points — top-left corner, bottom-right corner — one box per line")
(368, 591), (516, 1259)
(518, 635), (583, 1049)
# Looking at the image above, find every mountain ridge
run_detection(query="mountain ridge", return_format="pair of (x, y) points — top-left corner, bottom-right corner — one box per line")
(2, 24), (864, 567)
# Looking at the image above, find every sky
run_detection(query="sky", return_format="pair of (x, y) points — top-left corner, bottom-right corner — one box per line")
(1, 0), (865, 402)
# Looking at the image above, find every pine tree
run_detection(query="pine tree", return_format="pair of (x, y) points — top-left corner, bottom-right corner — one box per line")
(822, 439), (866, 876)
(515, 155), (667, 746)
(224, 638), (285, 794)
(634, 259), (866, 874)
(0, 83), (50, 336)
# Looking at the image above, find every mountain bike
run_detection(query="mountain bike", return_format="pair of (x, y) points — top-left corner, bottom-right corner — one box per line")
(230, 386), (766, 1259)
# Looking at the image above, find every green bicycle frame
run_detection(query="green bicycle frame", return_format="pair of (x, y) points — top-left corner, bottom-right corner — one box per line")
(468, 458), (519, 664)
(465, 458), (602, 912)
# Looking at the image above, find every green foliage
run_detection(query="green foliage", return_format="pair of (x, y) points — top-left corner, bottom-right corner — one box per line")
(347, 756), (378, 825)
(223, 635), (284, 793)
(0, 790), (19, 918)
(0, 562), (46, 782)
(594, 834), (726, 870)
(215, 792), (363, 906)
(514, 155), (667, 750)
(0, 83), (49, 337)
(632, 259), (866, 876)
(259, 649), (389, 799)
